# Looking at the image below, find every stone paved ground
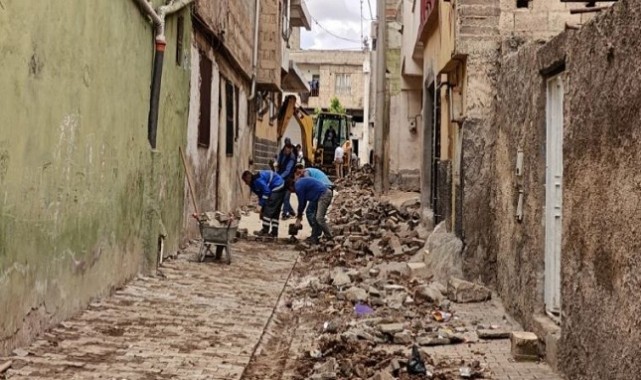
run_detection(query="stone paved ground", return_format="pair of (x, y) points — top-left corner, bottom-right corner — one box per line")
(280, 294), (564, 380)
(0, 209), (563, 380)
(1, 239), (298, 380)
(421, 300), (563, 380)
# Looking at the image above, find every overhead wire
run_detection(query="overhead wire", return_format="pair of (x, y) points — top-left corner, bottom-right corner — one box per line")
(310, 15), (363, 45)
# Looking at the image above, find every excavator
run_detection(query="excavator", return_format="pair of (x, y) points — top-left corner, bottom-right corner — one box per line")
(276, 95), (352, 174)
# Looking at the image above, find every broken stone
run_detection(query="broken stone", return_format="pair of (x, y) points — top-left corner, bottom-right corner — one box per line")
(386, 292), (407, 310)
(408, 250), (425, 263)
(407, 262), (429, 279)
(369, 267), (381, 277)
(368, 239), (383, 256)
(345, 269), (361, 281)
(383, 284), (408, 293)
(379, 323), (404, 334)
(369, 371), (394, 380)
(511, 332), (540, 361)
(393, 330), (413, 345)
(417, 336), (450, 346)
(377, 262), (410, 279)
(314, 357), (337, 371)
(310, 373), (337, 380)
(404, 295), (415, 306)
(477, 329), (510, 340)
(447, 277), (491, 303)
(368, 286), (381, 297)
(414, 284), (444, 304)
(344, 286), (368, 303)
(339, 359), (353, 377)
(331, 269), (352, 288)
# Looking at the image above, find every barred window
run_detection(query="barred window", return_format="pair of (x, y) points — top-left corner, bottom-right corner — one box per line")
(335, 74), (351, 95)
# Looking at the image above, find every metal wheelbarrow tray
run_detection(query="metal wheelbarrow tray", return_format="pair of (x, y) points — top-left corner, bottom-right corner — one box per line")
(197, 217), (238, 264)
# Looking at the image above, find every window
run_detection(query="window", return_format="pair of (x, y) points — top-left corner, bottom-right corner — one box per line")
(335, 74), (351, 95)
(516, 0), (529, 8)
(176, 16), (184, 66)
(225, 80), (235, 156)
(310, 74), (320, 97)
(197, 51), (212, 148)
(234, 85), (240, 141)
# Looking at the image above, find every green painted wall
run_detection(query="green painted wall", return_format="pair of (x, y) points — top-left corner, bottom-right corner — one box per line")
(0, 0), (191, 353)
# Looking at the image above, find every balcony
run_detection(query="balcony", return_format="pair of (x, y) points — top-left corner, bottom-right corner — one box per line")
(417, 0), (438, 43)
(290, 0), (312, 31)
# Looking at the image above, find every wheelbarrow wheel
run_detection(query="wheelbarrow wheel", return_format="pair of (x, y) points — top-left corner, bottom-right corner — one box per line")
(215, 245), (224, 260)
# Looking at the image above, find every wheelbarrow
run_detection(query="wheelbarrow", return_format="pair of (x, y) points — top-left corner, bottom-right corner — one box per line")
(195, 212), (239, 264)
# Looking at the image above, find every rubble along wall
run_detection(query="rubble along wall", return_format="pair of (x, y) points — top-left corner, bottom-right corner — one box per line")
(494, 1), (641, 378)
(0, 0), (191, 355)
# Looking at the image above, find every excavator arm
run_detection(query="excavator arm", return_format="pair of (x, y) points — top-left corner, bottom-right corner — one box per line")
(277, 95), (315, 165)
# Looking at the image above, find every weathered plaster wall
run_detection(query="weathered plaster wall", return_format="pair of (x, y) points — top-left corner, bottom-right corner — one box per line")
(0, 0), (190, 354)
(494, 2), (641, 379)
(258, 0), (283, 88)
(494, 41), (548, 330)
(195, 0), (254, 77)
(454, 0), (501, 285)
(389, 88), (421, 192)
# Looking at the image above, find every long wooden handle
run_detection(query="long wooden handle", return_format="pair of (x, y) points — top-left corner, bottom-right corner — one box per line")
(179, 146), (199, 216)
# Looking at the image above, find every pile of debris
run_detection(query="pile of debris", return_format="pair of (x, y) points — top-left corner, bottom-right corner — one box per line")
(286, 173), (503, 379)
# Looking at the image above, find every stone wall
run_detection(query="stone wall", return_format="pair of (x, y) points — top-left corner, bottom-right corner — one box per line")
(493, 2), (641, 379)
(0, 0), (191, 355)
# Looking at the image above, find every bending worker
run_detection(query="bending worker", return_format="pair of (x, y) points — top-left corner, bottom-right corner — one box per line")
(242, 170), (285, 237)
(288, 176), (333, 245)
(294, 164), (333, 189)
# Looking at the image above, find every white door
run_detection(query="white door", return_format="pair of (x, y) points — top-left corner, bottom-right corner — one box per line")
(545, 74), (564, 318)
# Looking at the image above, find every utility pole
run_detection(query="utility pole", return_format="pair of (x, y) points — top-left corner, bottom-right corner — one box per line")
(374, 0), (386, 194)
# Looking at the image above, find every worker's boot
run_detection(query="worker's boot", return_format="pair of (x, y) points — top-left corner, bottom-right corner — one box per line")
(253, 227), (270, 237)
(270, 227), (278, 238)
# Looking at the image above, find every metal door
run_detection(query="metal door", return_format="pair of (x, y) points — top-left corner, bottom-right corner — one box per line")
(545, 74), (564, 317)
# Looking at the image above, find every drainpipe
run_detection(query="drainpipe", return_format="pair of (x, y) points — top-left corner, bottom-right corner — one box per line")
(133, 0), (195, 148)
(249, 0), (261, 100)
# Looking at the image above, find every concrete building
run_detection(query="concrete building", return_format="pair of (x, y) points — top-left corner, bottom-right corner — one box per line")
(252, 0), (312, 170)
(387, 0), (421, 191)
(0, 0), (192, 355)
(399, 0), (619, 377)
(184, 0), (255, 241)
(184, 0), (310, 239)
(282, 30), (370, 161)
(402, 0), (605, 281)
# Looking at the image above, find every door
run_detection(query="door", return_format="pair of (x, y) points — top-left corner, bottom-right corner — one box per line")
(545, 74), (564, 318)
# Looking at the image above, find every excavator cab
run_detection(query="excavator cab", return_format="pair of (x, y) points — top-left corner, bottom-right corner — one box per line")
(313, 113), (352, 172)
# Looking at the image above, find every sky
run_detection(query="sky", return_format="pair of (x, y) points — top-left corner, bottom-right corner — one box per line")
(300, 0), (376, 50)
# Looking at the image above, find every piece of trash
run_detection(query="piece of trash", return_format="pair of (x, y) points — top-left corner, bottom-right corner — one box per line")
(323, 321), (338, 334)
(432, 310), (452, 322)
(460, 366), (473, 378)
(354, 303), (374, 316)
(407, 345), (427, 375)
(310, 349), (322, 359)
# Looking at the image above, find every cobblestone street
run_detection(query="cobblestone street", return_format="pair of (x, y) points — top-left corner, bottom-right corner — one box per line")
(1, 239), (298, 380)
(0, 213), (566, 380)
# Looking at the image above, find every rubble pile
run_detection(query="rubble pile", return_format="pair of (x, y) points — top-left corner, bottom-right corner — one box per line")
(287, 173), (503, 379)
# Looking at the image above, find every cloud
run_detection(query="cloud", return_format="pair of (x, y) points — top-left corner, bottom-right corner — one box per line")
(300, 0), (374, 50)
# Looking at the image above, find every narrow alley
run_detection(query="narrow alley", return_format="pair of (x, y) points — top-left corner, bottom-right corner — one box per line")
(2, 172), (561, 379)
(2, 1), (640, 380)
